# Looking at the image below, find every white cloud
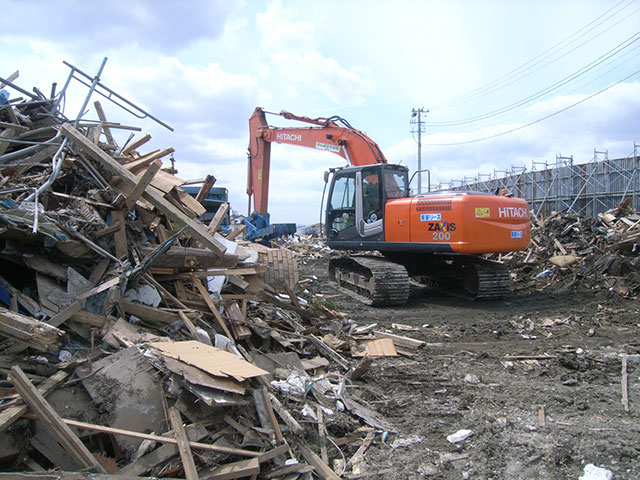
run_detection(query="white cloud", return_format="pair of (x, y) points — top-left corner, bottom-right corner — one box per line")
(3, 0), (232, 53)
(256, 0), (374, 107)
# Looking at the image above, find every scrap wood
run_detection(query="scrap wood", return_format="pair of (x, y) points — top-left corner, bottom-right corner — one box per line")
(293, 440), (341, 480)
(0, 307), (64, 352)
(191, 273), (234, 339)
(621, 355), (629, 412)
(200, 457), (260, 480)
(9, 366), (107, 473)
(372, 330), (425, 350)
(149, 340), (269, 383)
(23, 415), (261, 457)
(60, 124), (227, 256)
(346, 431), (376, 470)
(168, 407), (198, 480)
(267, 391), (305, 436)
(352, 338), (397, 358)
(0, 370), (67, 434)
(120, 424), (209, 476)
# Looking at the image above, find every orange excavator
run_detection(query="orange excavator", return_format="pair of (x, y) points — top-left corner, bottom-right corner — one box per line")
(247, 107), (530, 305)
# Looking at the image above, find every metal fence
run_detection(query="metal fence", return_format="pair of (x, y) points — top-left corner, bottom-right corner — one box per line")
(437, 143), (640, 217)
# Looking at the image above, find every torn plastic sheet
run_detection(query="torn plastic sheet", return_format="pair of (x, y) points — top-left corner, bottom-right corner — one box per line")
(207, 275), (226, 300)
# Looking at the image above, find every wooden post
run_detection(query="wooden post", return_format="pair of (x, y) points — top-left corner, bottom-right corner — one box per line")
(168, 407), (199, 480)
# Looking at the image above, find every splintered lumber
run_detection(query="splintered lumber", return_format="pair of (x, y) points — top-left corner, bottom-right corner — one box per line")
(346, 431), (375, 469)
(27, 416), (261, 457)
(191, 274), (234, 339)
(120, 424), (209, 476)
(60, 124), (226, 256)
(120, 300), (180, 324)
(202, 457), (260, 480)
(267, 392), (304, 436)
(0, 370), (67, 434)
(47, 301), (83, 328)
(126, 161), (162, 210)
(294, 440), (341, 480)
(373, 330), (425, 350)
(9, 367), (107, 473)
(168, 407), (198, 480)
(208, 202), (229, 234)
(195, 175), (217, 203)
(621, 355), (629, 412)
(122, 133), (152, 155)
(93, 101), (116, 147)
(0, 307), (64, 352)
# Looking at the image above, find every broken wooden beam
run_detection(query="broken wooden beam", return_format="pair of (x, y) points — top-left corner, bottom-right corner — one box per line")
(0, 306), (64, 352)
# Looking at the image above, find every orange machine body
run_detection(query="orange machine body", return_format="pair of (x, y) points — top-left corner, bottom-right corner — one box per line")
(384, 193), (531, 254)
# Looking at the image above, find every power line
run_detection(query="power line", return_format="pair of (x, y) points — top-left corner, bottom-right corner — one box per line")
(430, 0), (638, 111)
(428, 30), (640, 127)
(426, 68), (640, 147)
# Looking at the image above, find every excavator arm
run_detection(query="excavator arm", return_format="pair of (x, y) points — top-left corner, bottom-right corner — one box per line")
(247, 107), (387, 216)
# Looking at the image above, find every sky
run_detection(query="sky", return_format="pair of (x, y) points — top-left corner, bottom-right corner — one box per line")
(2, 0), (640, 225)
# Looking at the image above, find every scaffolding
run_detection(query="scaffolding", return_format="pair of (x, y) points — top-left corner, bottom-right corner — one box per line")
(439, 143), (640, 218)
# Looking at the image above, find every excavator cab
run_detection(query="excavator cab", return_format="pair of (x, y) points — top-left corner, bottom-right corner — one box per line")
(325, 164), (409, 242)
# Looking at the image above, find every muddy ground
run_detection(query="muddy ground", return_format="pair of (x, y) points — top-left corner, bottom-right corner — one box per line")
(299, 257), (640, 479)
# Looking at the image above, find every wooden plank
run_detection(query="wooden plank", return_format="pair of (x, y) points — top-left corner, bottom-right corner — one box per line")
(260, 387), (284, 443)
(47, 301), (83, 328)
(225, 302), (251, 341)
(295, 441), (341, 480)
(195, 175), (216, 203)
(168, 407), (199, 480)
(225, 224), (246, 241)
(120, 300), (179, 324)
(191, 273), (234, 339)
(93, 101), (116, 147)
(0, 370), (67, 434)
(25, 415), (260, 457)
(267, 391), (304, 436)
(353, 338), (397, 358)
(0, 306), (63, 352)
(126, 161), (162, 210)
(125, 148), (175, 174)
(175, 187), (207, 217)
(121, 133), (152, 156)
(373, 330), (425, 350)
(179, 310), (211, 345)
(120, 424), (208, 476)
(61, 124), (226, 256)
(0, 128), (16, 156)
(111, 209), (128, 260)
(203, 457), (259, 479)
(9, 366), (107, 473)
(69, 310), (107, 328)
(208, 202), (229, 234)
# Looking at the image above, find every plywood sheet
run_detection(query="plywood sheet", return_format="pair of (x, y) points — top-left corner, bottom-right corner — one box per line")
(149, 340), (268, 382)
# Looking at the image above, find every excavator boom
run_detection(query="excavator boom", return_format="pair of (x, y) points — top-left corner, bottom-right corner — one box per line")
(247, 107), (386, 216)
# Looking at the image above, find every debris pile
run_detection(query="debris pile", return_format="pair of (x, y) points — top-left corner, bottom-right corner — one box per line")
(493, 200), (640, 296)
(0, 67), (418, 479)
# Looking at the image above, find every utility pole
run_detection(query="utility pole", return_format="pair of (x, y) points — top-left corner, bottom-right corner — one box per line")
(411, 107), (427, 193)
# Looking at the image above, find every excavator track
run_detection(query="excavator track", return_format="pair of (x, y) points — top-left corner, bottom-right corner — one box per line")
(462, 260), (511, 299)
(329, 256), (410, 306)
(410, 257), (511, 300)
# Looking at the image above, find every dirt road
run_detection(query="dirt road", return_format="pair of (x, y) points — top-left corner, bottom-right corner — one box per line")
(300, 258), (640, 479)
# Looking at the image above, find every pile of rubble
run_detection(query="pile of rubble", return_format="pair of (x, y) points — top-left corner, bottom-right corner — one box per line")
(0, 66), (419, 479)
(493, 199), (640, 296)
